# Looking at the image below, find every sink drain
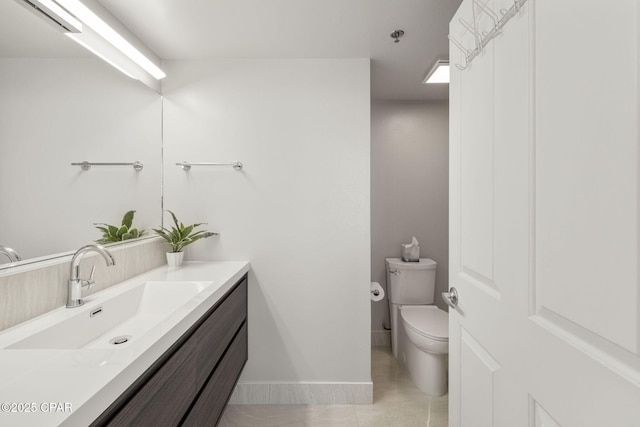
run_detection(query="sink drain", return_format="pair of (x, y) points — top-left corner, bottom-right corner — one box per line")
(109, 335), (131, 345)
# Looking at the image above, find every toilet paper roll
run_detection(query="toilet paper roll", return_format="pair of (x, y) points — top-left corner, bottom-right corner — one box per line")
(370, 282), (385, 302)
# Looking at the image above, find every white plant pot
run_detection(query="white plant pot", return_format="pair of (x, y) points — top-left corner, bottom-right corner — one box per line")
(166, 251), (184, 268)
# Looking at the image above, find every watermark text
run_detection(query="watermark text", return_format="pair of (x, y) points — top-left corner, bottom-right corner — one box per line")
(1, 402), (73, 413)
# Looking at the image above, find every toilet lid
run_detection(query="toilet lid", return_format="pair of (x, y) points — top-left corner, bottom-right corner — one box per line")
(401, 306), (448, 341)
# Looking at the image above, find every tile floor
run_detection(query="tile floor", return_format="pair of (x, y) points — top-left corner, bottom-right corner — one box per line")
(218, 347), (448, 426)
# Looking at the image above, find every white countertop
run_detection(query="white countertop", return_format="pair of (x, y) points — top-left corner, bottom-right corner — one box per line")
(0, 261), (250, 427)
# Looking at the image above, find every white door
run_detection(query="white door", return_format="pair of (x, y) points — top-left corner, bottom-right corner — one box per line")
(448, 1), (640, 426)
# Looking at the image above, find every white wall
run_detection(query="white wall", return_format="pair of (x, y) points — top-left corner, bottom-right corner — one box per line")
(0, 59), (161, 260)
(371, 101), (449, 335)
(162, 59), (371, 402)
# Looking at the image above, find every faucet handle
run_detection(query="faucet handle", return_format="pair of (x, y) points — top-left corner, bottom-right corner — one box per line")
(82, 265), (96, 289)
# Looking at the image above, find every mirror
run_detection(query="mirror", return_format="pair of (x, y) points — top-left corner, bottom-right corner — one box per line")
(0, 1), (162, 269)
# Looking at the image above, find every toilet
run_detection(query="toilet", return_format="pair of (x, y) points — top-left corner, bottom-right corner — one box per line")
(386, 257), (449, 396)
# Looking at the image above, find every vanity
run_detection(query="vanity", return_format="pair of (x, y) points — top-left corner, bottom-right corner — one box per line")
(0, 261), (250, 427)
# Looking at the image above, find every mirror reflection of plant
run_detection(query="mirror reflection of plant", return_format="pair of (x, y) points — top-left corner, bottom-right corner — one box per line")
(94, 210), (145, 244)
(153, 210), (218, 253)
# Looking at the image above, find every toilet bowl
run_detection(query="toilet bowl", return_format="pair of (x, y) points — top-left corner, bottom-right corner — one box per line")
(400, 305), (448, 396)
(386, 257), (449, 396)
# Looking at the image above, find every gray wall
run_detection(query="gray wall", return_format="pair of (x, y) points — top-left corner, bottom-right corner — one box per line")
(371, 100), (449, 331)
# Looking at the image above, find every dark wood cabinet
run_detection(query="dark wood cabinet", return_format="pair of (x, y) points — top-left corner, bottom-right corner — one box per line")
(182, 324), (247, 427)
(193, 280), (247, 391)
(91, 275), (248, 427)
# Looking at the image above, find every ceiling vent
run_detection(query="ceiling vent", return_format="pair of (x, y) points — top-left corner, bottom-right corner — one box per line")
(16, 0), (82, 33)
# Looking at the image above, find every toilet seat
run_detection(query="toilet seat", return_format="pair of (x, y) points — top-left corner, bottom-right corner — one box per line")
(400, 306), (448, 342)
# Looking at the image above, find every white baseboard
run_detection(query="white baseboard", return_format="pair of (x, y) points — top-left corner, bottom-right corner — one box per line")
(229, 381), (373, 405)
(371, 329), (391, 348)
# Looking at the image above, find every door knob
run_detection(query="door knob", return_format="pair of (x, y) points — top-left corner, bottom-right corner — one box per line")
(442, 287), (458, 308)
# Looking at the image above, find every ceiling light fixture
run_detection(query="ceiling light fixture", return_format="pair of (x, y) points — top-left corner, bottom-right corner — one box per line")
(423, 59), (449, 84)
(55, 0), (166, 80)
(66, 34), (136, 79)
(16, 0), (82, 33)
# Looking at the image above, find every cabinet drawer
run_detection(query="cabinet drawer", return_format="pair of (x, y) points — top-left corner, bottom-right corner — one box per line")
(181, 322), (248, 427)
(193, 277), (247, 390)
(104, 338), (197, 426)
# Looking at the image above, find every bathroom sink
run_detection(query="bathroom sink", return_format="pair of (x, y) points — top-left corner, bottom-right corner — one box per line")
(6, 281), (212, 350)
(0, 261), (250, 427)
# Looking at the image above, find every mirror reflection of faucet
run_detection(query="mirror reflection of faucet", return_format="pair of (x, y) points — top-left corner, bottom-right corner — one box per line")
(0, 245), (21, 263)
(66, 244), (115, 308)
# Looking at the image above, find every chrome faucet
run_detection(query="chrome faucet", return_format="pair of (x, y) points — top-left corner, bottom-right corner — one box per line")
(0, 245), (21, 263)
(67, 244), (115, 308)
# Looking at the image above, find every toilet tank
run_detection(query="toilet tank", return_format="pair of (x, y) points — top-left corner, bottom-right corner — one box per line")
(386, 258), (437, 305)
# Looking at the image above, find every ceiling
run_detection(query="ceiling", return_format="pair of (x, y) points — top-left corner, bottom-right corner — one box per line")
(2, 0), (463, 101)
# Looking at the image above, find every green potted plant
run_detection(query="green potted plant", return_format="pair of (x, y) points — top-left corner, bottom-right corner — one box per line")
(94, 210), (145, 244)
(152, 210), (218, 267)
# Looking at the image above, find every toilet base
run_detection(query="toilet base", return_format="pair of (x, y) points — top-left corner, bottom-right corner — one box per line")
(405, 343), (448, 396)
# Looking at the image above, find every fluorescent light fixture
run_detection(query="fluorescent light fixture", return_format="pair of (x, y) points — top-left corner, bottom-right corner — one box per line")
(66, 33), (136, 79)
(55, 0), (166, 80)
(423, 59), (450, 84)
(16, 0), (82, 33)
